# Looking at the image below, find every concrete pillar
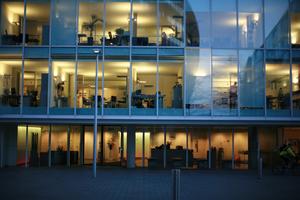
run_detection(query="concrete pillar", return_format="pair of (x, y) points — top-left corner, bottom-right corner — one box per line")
(126, 125), (135, 168)
(248, 127), (259, 169)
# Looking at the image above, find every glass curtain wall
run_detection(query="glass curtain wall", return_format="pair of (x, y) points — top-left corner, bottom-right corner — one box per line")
(132, 62), (156, 115)
(238, 0), (263, 48)
(149, 127), (164, 168)
(17, 125), (45, 167)
(186, 48), (211, 116)
(135, 127), (151, 167)
(132, 0), (157, 46)
(105, 0), (130, 46)
(234, 129), (248, 169)
(159, 0), (184, 46)
(211, 128), (232, 169)
(0, 59), (22, 114)
(104, 61), (129, 115)
(50, 125), (67, 166)
(25, 0), (50, 46)
(78, 0), (104, 46)
(212, 50), (238, 116)
(50, 60), (76, 115)
(83, 126), (102, 165)
(23, 60), (48, 114)
(292, 50), (300, 116)
(76, 61), (96, 115)
(266, 50), (290, 116)
(185, 0), (210, 47)
(291, 0), (300, 48)
(264, 0), (289, 48)
(189, 128), (209, 169)
(158, 62), (184, 116)
(166, 127), (187, 168)
(239, 50), (264, 116)
(211, 0), (237, 48)
(51, 0), (76, 45)
(0, 0), (24, 45)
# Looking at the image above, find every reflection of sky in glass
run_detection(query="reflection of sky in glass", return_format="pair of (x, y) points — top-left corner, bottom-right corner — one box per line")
(264, 0), (289, 37)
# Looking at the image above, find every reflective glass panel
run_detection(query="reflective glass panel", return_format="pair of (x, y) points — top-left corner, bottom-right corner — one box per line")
(264, 0), (289, 48)
(266, 50), (290, 116)
(186, 0), (210, 47)
(186, 48), (211, 116)
(239, 50), (264, 116)
(238, 0), (263, 48)
(51, 0), (76, 45)
(211, 0), (237, 48)
(212, 50), (238, 116)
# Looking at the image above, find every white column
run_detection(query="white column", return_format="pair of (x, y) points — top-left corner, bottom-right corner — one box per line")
(142, 130), (145, 168)
(25, 125), (29, 168)
(48, 125), (51, 168)
(67, 126), (71, 167)
(93, 53), (99, 178)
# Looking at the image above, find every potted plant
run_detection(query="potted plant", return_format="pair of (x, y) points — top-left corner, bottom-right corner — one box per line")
(82, 15), (102, 45)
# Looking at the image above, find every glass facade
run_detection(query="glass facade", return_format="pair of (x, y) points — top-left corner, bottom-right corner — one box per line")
(0, 0), (298, 119)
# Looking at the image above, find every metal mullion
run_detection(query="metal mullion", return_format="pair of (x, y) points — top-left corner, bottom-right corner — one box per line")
(20, 0), (27, 115)
(101, 0), (106, 117)
(209, 0), (213, 116)
(74, 0), (79, 116)
(25, 125), (29, 168)
(156, 0), (159, 117)
(236, 0), (240, 117)
(288, 0), (293, 117)
(47, 0), (53, 115)
(128, 0), (133, 116)
(263, 0), (267, 118)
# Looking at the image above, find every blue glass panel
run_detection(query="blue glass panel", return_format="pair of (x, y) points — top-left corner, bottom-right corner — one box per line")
(51, 0), (76, 45)
(264, 0), (289, 48)
(239, 50), (264, 116)
(266, 50), (290, 117)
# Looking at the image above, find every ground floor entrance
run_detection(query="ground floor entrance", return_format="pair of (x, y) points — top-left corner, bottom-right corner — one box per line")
(1, 125), (300, 170)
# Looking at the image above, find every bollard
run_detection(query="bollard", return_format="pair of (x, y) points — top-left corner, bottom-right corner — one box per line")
(258, 157), (263, 180)
(171, 169), (181, 200)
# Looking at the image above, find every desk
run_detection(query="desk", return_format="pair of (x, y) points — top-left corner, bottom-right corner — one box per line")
(132, 93), (164, 108)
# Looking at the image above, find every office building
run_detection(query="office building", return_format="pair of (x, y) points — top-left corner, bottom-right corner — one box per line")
(0, 0), (300, 172)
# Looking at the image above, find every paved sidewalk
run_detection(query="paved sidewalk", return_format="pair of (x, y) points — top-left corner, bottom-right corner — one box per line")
(0, 167), (299, 200)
